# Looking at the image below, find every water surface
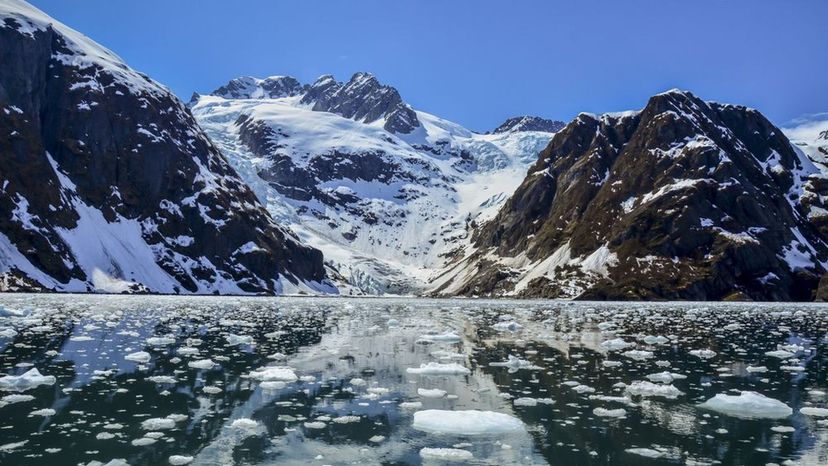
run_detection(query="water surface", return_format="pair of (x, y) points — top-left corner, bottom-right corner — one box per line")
(0, 295), (826, 465)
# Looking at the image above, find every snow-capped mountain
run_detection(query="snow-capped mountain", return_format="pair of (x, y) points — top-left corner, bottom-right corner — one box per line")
(192, 74), (556, 294)
(492, 116), (565, 134)
(436, 90), (828, 301)
(784, 114), (828, 165)
(0, 0), (331, 294)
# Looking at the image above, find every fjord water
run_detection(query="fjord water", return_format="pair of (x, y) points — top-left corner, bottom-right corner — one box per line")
(0, 296), (826, 465)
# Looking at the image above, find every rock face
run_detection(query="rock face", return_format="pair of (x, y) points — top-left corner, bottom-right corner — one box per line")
(438, 90), (828, 301)
(492, 116), (565, 134)
(301, 72), (420, 134)
(0, 0), (329, 293)
(193, 78), (558, 294)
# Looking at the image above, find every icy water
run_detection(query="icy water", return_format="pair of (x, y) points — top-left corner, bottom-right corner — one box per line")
(0, 296), (827, 465)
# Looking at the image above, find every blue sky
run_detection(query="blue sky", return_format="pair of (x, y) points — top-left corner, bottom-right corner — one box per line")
(29, 0), (828, 131)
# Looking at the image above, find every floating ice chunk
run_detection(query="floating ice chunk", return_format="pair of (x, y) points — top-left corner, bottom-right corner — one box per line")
(125, 352), (151, 364)
(419, 332), (462, 343)
(0, 440), (27, 452)
(698, 391), (792, 419)
(419, 447), (473, 461)
(30, 407), (56, 416)
(514, 397), (554, 407)
(70, 335), (94, 342)
(593, 407), (627, 418)
(0, 368), (56, 391)
(132, 437), (157, 446)
(168, 456), (193, 465)
(601, 338), (633, 351)
(602, 360), (622, 368)
(572, 384), (596, 394)
(96, 432), (115, 440)
(418, 388), (447, 398)
(146, 337), (175, 346)
(746, 366), (768, 373)
(622, 350), (654, 361)
(202, 386), (222, 394)
(689, 349), (717, 359)
(225, 334), (253, 346)
(400, 401), (423, 410)
(368, 435), (385, 443)
(489, 355), (539, 372)
(304, 421), (326, 429)
(332, 415), (360, 424)
(800, 407), (828, 417)
(642, 335), (670, 345)
(141, 417), (177, 430)
(412, 410), (524, 435)
(147, 376), (177, 384)
(645, 371), (687, 384)
(187, 359), (216, 370)
(0, 394), (34, 407)
(765, 350), (794, 359)
(626, 381), (683, 399)
(771, 426), (795, 433)
(407, 363), (470, 376)
(626, 448), (666, 458)
(176, 347), (199, 356)
(0, 328), (17, 338)
(492, 321), (523, 332)
(230, 418), (260, 434)
(248, 366), (298, 382)
(350, 378), (367, 387)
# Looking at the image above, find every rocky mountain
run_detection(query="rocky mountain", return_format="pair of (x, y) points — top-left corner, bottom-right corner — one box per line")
(192, 74), (558, 294)
(211, 75), (305, 100)
(492, 116), (566, 134)
(0, 0), (331, 294)
(435, 90), (828, 301)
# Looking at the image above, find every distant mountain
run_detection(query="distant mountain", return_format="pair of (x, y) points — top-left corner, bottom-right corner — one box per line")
(193, 73), (561, 294)
(211, 75), (306, 100)
(436, 90), (828, 301)
(0, 0), (330, 293)
(492, 116), (565, 134)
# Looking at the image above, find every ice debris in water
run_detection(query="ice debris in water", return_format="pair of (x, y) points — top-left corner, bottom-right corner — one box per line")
(601, 338), (633, 351)
(187, 359), (216, 370)
(492, 321), (523, 332)
(489, 355), (539, 372)
(689, 349), (717, 359)
(124, 351), (151, 364)
(593, 407), (627, 418)
(698, 391), (792, 419)
(625, 381), (683, 399)
(418, 388), (447, 398)
(0, 368), (56, 391)
(248, 366), (298, 382)
(419, 447), (473, 461)
(800, 407), (828, 417)
(412, 410), (524, 435)
(407, 362), (470, 375)
(168, 455), (194, 465)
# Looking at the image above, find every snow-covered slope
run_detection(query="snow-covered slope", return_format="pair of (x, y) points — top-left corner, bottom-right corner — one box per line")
(192, 75), (555, 294)
(784, 114), (828, 166)
(0, 0), (331, 294)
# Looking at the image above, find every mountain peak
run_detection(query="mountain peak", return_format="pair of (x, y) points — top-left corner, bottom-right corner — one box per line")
(303, 72), (420, 134)
(211, 75), (305, 99)
(492, 116), (565, 134)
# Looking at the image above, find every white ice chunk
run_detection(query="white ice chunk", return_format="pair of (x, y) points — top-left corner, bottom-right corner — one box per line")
(698, 391), (792, 419)
(412, 410), (524, 435)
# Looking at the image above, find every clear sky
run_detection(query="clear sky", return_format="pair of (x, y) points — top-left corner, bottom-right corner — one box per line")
(28, 0), (828, 131)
